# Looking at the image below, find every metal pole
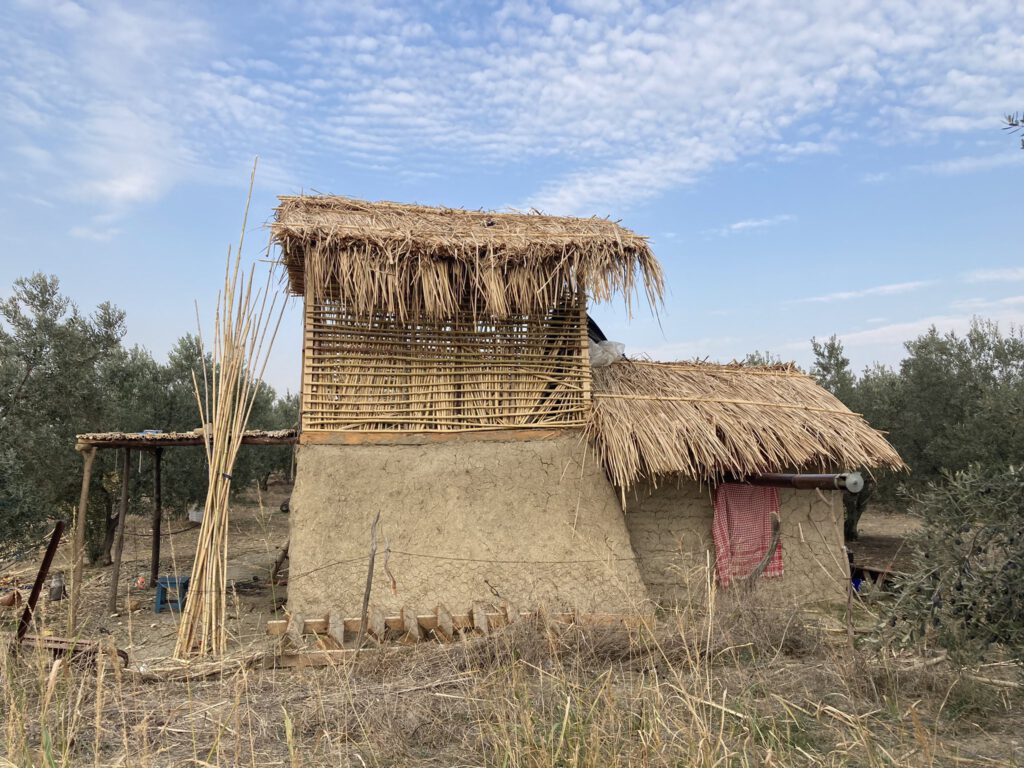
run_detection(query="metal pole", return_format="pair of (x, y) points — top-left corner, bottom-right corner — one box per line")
(17, 521), (65, 645)
(741, 472), (865, 493)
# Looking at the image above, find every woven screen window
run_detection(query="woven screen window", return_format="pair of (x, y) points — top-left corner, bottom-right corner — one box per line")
(302, 297), (591, 433)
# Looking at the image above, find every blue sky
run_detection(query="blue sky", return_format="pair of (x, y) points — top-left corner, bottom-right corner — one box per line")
(2, 0), (1023, 395)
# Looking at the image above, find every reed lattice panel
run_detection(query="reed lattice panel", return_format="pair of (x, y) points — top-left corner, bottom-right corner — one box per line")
(302, 298), (590, 432)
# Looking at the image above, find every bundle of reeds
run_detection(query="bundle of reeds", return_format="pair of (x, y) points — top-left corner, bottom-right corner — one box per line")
(174, 167), (283, 658)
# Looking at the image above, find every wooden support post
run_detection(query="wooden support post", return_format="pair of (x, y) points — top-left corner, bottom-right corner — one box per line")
(150, 448), (163, 587)
(355, 511), (380, 649)
(107, 448), (131, 615)
(69, 446), (97, 634)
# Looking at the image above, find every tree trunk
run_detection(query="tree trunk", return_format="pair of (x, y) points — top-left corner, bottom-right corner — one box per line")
(843, 474), (875, 541)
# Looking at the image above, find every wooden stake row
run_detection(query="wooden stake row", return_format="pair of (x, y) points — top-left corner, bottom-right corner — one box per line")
(267, 605), (651, 651)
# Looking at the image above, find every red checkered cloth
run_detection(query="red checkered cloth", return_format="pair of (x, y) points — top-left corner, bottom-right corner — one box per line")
(712, 483), (783, 588)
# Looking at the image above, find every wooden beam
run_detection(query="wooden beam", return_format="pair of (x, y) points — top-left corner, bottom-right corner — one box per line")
(69, 445), (97, 634)
(106, 448), (131, 614)
(266, 649), (357, 668)
(150, 448), (163, 587)
(75, 434), (297, 450)
(300, 428), (576, 446)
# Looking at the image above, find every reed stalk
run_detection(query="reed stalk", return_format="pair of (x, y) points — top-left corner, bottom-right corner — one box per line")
(174, 161), (284, 658)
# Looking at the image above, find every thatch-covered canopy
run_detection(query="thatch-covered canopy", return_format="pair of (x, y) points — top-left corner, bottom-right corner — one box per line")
(271, 196), (663, 320)
(589, 359), (905, 490)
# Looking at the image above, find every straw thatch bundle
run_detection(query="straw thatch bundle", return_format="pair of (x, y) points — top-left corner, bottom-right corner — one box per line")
(588, 359), (905, 491)
(271, 196), (663, 321)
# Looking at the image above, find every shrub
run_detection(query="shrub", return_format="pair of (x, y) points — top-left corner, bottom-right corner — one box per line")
(883, 465), (1024, 667)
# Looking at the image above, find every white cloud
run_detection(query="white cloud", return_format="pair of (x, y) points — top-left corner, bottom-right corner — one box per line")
(913, 152), (1024, 175)
(69, 224), (120, 242)
(792, 281), (931, 304)
(2, 0), (1024, 218)
(952, 295), (1024, 311)
(712, 213), (795, 237)
(964, 267), (1024, 283)
(631, 335), (741, 362)
(837, 310), (1024, 350)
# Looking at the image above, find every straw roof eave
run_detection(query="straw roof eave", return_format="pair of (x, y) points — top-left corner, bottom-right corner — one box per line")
(587, 359), (906, 491)
(271, 195), (663, 320)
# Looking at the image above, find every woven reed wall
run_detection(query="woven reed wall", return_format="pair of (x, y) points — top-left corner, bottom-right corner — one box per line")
(302, 295), (590, 432)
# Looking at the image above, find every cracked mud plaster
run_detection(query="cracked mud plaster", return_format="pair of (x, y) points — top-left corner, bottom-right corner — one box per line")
(624, 480), (850, 606)
(287, 437), (652, 618)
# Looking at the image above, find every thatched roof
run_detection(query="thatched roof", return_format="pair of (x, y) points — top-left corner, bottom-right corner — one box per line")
(588, 359), (905, 490)
(271, 196), (663, 320)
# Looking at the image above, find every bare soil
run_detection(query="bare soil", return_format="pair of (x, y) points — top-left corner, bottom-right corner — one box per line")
(847, 506), (923, 575)
(1, 483), (291, 664)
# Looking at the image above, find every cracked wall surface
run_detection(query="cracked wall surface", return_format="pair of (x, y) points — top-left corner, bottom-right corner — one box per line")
(624, 481), (849, 606)
(287, 436), (650, 618)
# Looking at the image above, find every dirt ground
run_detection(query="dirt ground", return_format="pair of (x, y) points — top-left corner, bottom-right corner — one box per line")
(0, 482), (292, 664)
(846, 506), (923, 576)
(0, 498), (941, 667)
(2, 493), (1022, 766)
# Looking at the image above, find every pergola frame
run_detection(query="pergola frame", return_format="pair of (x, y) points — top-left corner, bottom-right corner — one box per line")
(68, 429), (296, 632)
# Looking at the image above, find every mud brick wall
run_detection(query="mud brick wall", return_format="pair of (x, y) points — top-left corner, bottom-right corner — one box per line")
(625, 481), (849, 606)
(287, 436), (650, 619)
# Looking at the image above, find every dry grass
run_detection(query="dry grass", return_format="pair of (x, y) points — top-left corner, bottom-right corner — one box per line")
(589, 359), (906, 491)
(271, 195), (664, 321)
(3, 575), (1019, 767)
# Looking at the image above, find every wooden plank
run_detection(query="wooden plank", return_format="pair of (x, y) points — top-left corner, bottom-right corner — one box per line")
(368, 607), (387, 641)
(285, 612), (306, 649)
(435, 605), (454, 642)
(267, 611), (652, 639)
(327, 612), (347, 649)
(471, 603), (490, 635)
(74, 434), (297, 449)
(266, 619), (289, 636)
(268, 649), (357, 669)
(400, 607), (422, 644)
(300, 428), (577, 446)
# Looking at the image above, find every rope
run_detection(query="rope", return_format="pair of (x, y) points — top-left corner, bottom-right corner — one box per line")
(592, 393), (863, 417)
(625, 360), (807, 377)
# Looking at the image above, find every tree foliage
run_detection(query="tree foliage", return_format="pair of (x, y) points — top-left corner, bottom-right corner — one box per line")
(0, 274), (296, 556)
(883, 465), (1024, 668)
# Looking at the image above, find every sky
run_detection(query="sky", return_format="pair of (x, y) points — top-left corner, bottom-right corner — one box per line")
(1, 0), (1023, 395)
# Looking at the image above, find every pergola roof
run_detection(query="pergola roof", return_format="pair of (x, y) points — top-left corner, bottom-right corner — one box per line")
(75, 429), (297, 450)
